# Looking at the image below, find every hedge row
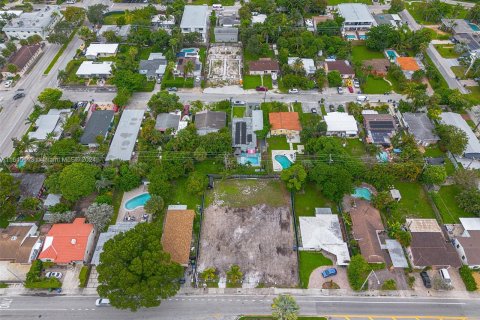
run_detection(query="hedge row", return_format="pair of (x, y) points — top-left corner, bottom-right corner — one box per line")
(79, 266), (90, 288)
(161, 78), (194, 89)
(459, 265), (478, 292)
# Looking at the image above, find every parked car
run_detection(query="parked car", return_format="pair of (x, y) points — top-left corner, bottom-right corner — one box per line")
(322, 268), (337, 278)
(13, 92), (25, 100)
(45, 272), (63, 279)
(353, 79), (360, 88)
(337, 87), (343, 94)
(420, 271), (431, 288)
(347, 86), (354, 93)
(329, 104), (335, 112)
(233, 100), (246, 105)
(439, 268), (451, 284)
(311, 108), (317, 114)
(166, 87), (177, 92)
(256, 86), (268, 92)
(357, 95), (368, 102)
(288, 88), (299, 94)
(4, 80), (13, 88)
(95, 298), (110, 307)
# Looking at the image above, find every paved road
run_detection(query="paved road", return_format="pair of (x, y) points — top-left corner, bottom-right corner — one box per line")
(0, 36), (83, 159)
(0, 294), (478, 320)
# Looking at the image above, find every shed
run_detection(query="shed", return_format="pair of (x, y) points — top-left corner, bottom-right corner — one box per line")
(390, 189), (401, 201)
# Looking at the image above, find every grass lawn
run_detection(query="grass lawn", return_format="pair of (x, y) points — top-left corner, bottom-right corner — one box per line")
(233, 106), (245, 118)
(466, 86), (480, 105)
(386, 73), (404, 93)
(243, 49), (275, 63)
(267, 135), (290, 151)
(299, 251), (333, 288)
(424, 54), (449, 91)
(243, 75), (273, 90)
(434, 45), (460, 59)
(171, 177), (203, 210)
(327, 0), (370, 4)
(103, 13), (125, 25)
(390, 182), (436, 222)
(423, 145), (445, 158)
(294, 183), (338, 216)
(351, 45), (384, 62)
(361, 77), (391, 94)
(406, 2), (468, 24)
(331, 137), (366, 157)
(451, 66), (467, 80)
(432, 185), (476, 224)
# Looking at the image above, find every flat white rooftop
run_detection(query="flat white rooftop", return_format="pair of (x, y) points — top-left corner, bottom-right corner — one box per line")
(106, 110), (144, 161)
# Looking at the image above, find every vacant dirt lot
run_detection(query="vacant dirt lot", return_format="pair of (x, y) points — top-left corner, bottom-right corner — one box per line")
(198, 179), (298, 287)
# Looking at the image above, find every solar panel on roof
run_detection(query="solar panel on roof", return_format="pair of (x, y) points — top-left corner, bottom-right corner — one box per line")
(235, 122), (241, 144)
(370, 121), (394, 130)
(241, 122), (247, 145)
(247, 134), (252, 143)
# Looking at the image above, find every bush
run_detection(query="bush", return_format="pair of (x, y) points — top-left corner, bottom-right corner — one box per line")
(79, 266), (90, 288)
(459, 265), (478, 291)
(25, 278), (62, 289)
(347, 255), (370, 291)
(381, 279), (397, 290)
(95, 194), (113, 205)
(0, 282), (8, 288)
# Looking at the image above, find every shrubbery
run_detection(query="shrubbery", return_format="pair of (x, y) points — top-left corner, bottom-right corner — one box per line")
(25, 260), (62, 289)
(459, 265), (478, 291)
(79, 266), (90, 288)
(381, 279), (397, 290)
(347, 255), (370, 291)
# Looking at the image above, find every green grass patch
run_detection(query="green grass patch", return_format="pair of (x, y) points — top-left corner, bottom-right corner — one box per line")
(171, 177), (203, 210)
(434, 45), (460, 59)
(233, 106), (245, 118)
(390, 182), (436, 222)
(466, 86), (480, 105)
(451, 66), (467, 79)
(243, 75), (273, 90)
(103, 12), (125, 25)
(424, 54), (449, 91)
(205, 179), (289, 208)
(78, 266), (90, 288)
(243, 49), (275, 64)
(432, 185), (476, 224)
(459, 265), (478, 291)
(267, 135), (290, 151)
(0, 216), (8, 228)
(351, 45), (384, 62)
(423, 145), (445, 158)
(342, 138), (367, 157)
(361, 77), (391, 94)
(294, 183), (338, 216)
(44, 28), (78, 75)
(299, 251), (333, 288)
(110, 190), (124, 226)
(190, 0), (235, 5)
(406, 2), (468, 24)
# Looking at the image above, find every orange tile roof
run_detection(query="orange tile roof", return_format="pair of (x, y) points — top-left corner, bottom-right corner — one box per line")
(269, 112), (302, 131)
(38, 218), (94, 264)
(161, 210), (195, 266)
(396, 57), (420, 71)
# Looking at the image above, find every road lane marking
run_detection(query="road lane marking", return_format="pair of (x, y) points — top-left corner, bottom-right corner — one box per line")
(313, 301), (466, 305)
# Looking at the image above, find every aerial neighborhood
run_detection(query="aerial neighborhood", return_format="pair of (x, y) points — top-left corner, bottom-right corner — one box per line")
(1, 0), (480, 319)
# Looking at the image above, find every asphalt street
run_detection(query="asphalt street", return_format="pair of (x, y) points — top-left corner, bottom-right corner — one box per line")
(0, 294), (478, 320)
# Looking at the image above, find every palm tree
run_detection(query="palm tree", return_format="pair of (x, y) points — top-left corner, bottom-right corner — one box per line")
(57, 70), (67, 84)
(201, 267), (217, 283)
(167, 61), (176, 80)
(292, 58), (305, 76)
(45, 132), (57, 146)
(226, 265), (243, 286)
(271, 294), (300, 320)
(183, 60), (195, 84)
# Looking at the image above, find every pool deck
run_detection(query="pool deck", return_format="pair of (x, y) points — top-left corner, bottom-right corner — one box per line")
(117, 186), (151, 224)
(271, 150), (297, 172)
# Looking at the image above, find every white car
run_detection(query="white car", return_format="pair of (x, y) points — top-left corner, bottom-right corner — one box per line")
(353, 79), (360, 88)
(45, 272), (63, 279)
(233, 100), (246, 105)
(4, 80), (13, 88)
(288, 88), (299, 94)
(337, 87), (344, 94)
(95, 298), (110, 307)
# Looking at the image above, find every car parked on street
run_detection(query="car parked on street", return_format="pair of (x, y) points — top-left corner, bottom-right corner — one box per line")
(45, 272), (63, 279)
(337, 87), (343, 94)
(95, 298), (110, 307)
(256, 86), (268, 92)
(13, 92), (25, 100)
(166, 87), (177, 92)
(322, 268), (337, 278)
(288, 88), (299, 94)
(420, 271), (431, 288)
(233, 100), (246, 105)
(4, 80), (13, 88)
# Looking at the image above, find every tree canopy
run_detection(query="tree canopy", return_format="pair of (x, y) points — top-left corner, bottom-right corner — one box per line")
(147, 91), (183, 115)
(87, 4), (108, 24)
(0, 173), (20, 221)
(436, 124), (468, 156)
(59, 163), (100, 201)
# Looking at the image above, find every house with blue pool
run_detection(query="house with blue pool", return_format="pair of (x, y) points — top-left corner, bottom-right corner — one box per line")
(232, 108), (263, 167)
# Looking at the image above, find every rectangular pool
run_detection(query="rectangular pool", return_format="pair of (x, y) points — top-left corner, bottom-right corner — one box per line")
(238, 153), (261, 166)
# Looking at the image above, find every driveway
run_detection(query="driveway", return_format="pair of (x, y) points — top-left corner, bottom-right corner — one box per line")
(308, 266), (349, 289)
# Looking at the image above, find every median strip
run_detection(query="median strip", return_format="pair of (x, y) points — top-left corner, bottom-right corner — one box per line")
(43, 28), (78, 75)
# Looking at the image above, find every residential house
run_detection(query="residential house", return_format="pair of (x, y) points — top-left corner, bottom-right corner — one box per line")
(337, 3), (376, 34)
(217, 12), (240, 27)
(363, 113), (396, 146)
(2, 6), (61, 39)
(97, 25), (131, 42)
(441, 19), (478, 35)
(84, 43), (119, 60)
(454, 33), (480, 56)
(180, 5), (209, 42)
(440, 112), (480, 159)
(152, 14), (176, 32)
(161, 206), (195, 267)
(91, 222), (138, 266)
(0, 223), (42, 264)
(396, 57), (424, 79)
(175, 56), (202, 77)
(38, 218), (96, 264)
(362, 59), (390, 76)
(324, 60), (355, 78)
(402, 112), (439, 146)
(214, 27), (238, 42)
(288, 57), (316, 75)
(299, 210), (351, 265)
(251, 13), (267, 24)
(324, 112), (358, 136)
(373, 13), (402, 28)
(80, 110), (115, 146)
(269, 112), (302, 136)
(106, 110), (145, 161)
(139, 59), (166, 81)
(155, 112), (187, 134)
(76, 61), (113, 78)
(28, 109), (71, 141)
(248, 58), (280, 75)
(1, 44), (43, 77)
(195, 110), (227, 135)
(11, 173), (46, 200)
(232, 116), (257, 153)
(406, 219), (461, 269)
(453, 218), (480, 269)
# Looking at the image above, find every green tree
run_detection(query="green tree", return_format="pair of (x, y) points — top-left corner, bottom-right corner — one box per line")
(456, 189), (480, 216)
(186, 172), (208, 196)
(226, 265), (243, 286)
(201, 267), (217, 283)
(347, 255), (370, 291)
(280, 163), (307, 191)
(372, 191), (396, 211)
(388, 0), (405, 13)
(309, 163), (354, 202)
(183, 59), (195, 80)
(102, 30), (121, 43)
(47, 20), (74, 45)
(113, 87), (132, 107)
(85, 203), (113, 231)
(6, 63), (17, 73)
(0, 173), (20, 221)
(421, 165), (447, 185)
(49, 138), (81, 157)
(59, 163), (99, 201)
(194, 146), (207, 162)
(97, 223), (183, 311)
(147, 91), (183, 115)
(63, 6), (85, 25)
(271, 294), (300, 320)
(144, 195), (165, 217)
(27, 34), (42, 45)
(366, 24), (400, 51)
(115, 164), (141, 191)
(112, 70), (145, 92)
(78, 26), (97, 43)
(468, 3), (480, 23)
(148, 166), (173, 200)
(87, 4), (108, 24)
(436, 124), (468, 156)
(38, 88), (63, 109)
(327, 70), (343, 87)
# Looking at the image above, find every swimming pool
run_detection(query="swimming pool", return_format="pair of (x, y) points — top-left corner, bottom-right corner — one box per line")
(17, 158), (26, 168)
(239, 153), (261, 166)
(385, 49), (398, 61)
(275, 155), (293, 169)
(352, 187), (372, 201)
(181, 48), (198, 53)
(469, 22), (480, 31)
(359, 35), (367, 40)
(124, 193), (151, 210)
(346, 35), (357, 40)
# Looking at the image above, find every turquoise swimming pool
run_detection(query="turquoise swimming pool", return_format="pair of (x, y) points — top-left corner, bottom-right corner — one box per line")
(125, 193), (151, 210)
(239, 153), (261, 166)
(346, 35), (356, 40)
(275, 154), (293, 169)
(181, 48), (198, 53)
(352, 187), (372, 201)
(385, 49), (398, 61)
(468, 22), (480, 31)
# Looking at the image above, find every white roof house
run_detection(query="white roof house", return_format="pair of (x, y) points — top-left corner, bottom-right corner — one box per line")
(106, 110), (144, 161)
(324, 112), (358, 136)
(299, 213), (351, 265)
(180, 5), (209, 42)
(288, 57), (316, 75)
(76, 61), (113, 78)
(440, 112), (480, 159)
(28, 109), (70, 141)
(252, 14), (267, 24)
(337, 3), (376, 32)
(2, 6), (61, 39)
(85, 43), (119, 59)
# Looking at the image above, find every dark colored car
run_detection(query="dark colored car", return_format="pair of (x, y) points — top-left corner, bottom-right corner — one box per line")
(13, 92), (25, 100)
(256, 86), (268, 92)
(321, 268), (337, 278)
(166, 87), (178, 92)
(420, 271), (431, 288)
(348, 86), (354, 93)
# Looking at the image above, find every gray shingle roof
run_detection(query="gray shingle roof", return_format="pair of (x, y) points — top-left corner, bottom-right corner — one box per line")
(155, 113), (180, 131)
(80, 110), (114, 145)
(194, 110), (226, 130)
(403, 112), (439, 143)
